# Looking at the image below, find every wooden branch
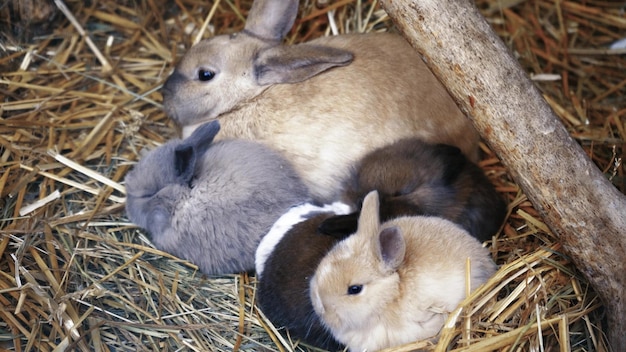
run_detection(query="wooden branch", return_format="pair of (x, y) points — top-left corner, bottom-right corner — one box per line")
(380, 0), (626, 350)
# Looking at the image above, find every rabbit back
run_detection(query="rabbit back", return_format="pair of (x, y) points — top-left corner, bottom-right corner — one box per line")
(220, 33), (478, 202)
(321, 138), (507, 242)
(256, 202), (351, 277)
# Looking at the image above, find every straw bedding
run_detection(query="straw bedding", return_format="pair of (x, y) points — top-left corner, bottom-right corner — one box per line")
(0, 0), (623, 350)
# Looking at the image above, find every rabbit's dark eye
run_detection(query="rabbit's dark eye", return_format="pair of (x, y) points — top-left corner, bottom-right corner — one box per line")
(198, 69), (215, 82)
(347, 285), (363, 295)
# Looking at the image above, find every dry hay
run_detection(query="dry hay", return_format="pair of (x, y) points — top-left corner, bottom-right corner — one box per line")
(0, 0), (623, 351)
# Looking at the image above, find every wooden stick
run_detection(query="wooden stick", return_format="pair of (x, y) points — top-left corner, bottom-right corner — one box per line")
(380, 0), (626, 350)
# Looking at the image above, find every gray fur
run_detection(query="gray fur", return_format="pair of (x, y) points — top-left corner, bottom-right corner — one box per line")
(124, 120), (310, 275)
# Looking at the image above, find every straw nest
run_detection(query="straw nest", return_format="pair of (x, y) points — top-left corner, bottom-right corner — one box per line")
(0, 0), (623, 351)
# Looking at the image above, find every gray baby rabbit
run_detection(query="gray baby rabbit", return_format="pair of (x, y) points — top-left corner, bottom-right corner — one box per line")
(310, 191), (497, 352)
(319, 138), (508, 242)
(124, 120), (310, 275)
(161, 0), (479, 203)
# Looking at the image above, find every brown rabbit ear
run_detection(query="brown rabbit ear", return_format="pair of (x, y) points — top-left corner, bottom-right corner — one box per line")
(244, 0), (299, 41)
(173, 120), (221, 183)
(377, 227), (406, 272)
(254, 44), (353, 85)
(182, 120), (221, 152)
(357, 190), (381, 235)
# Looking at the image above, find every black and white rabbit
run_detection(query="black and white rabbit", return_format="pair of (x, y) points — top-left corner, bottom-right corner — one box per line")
(255, 202), (351, 351)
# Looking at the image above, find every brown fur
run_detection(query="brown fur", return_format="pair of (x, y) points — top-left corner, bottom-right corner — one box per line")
(162, 0), (479, 203)
(319, 139), (508, 242)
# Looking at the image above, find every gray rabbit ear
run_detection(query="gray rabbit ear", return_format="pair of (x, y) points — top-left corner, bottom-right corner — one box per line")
(378, 227), (406, 272)
(184, 120), (221, 149)
(178, 119), (220, 156)
(244, 0), (299, 41)
(173, 120), (221, 183)
(254, 45), (353, 85)
(174, 145), (196, 183)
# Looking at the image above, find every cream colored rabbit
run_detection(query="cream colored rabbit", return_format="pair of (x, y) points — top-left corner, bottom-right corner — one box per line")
(162, 0), (479, 203)
(310, 191), (496, 351)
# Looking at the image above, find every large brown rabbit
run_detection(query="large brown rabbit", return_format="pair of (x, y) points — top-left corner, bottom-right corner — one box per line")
(162, 0), (479, 202)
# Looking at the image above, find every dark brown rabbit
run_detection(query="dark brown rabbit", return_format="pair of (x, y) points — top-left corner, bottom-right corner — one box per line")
(320, 138), (507, 242)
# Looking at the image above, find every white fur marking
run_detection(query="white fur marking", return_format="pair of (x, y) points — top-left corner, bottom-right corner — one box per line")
(255, 202), (352, 276)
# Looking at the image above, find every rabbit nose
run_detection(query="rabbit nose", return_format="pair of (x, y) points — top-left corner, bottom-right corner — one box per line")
(160, 80), (181, 123)
(162, 71), (185, 97)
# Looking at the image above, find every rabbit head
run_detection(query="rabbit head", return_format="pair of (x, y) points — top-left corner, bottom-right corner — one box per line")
(255, 202), (353, 351)
(310, 191), (406, 338)
(162, 0), (353, 128)
(124, 120), (221, 238)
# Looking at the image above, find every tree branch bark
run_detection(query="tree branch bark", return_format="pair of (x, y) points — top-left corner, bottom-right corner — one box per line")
(380, 0), (626, 350)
